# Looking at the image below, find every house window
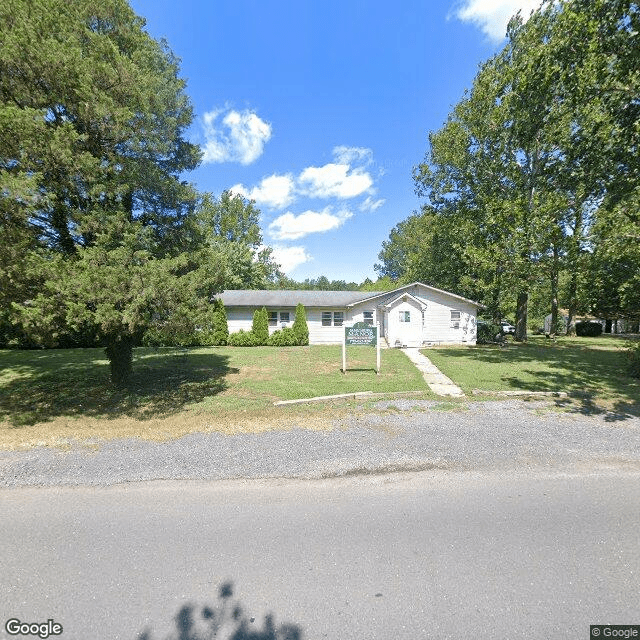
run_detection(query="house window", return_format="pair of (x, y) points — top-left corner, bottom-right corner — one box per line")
(399, 311), (410, 322)
(363, 311), (374, 325)
(280, 312), (290, 323)
(268, 312), (278, 326)
(322, 311), (344, 326)
(451, 310), (461, 329)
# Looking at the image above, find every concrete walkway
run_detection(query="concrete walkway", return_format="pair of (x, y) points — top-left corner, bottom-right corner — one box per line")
(401, 347), (465, 397)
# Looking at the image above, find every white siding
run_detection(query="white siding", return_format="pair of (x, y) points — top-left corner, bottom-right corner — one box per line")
(227, 306), (297, 335)
(413, 288), (477, 345)
(307, 308), (352, 344)
(379, 286), (477, 346)
(228, 306), (356, 344)
(348, 303), (378, 327)
(227, 307), (254, 333)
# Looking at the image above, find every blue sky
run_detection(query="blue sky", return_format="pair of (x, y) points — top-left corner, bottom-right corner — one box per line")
(129, 0), (540, 283)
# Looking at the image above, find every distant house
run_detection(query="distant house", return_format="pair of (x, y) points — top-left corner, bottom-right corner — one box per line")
(543, 310), (627, 334)
(216, 282), (482, 347)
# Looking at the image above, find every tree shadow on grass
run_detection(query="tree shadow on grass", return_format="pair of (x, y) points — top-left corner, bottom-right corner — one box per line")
(430, 339), (640, 420)
(0, 348), (238, 426)
(137, 581), (302, 640)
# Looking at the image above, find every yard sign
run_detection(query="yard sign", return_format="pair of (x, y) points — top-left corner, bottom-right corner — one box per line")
(342, 322), (380, 374)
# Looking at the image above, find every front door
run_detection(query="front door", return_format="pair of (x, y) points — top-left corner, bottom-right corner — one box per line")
(390, 303), (423, 347)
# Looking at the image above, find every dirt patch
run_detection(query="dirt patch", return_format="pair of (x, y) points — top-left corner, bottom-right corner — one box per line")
(0, 403), (357, 451)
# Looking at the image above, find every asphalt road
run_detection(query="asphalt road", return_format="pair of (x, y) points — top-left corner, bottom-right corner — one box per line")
(1, 470), (639, 640)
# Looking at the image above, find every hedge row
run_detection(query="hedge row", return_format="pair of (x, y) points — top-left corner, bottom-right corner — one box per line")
(575, 321), (603, 337)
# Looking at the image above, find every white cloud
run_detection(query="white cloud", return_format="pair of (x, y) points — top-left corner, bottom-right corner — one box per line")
(229, 145), (380, 214)
(268, 207), (352, 240)
(270, 245), (312, 273)
(359, 196), (386, 213)
(201, 107), (272, 165)
(230, 174), (295, 209)
(332, 145), (374, 166)
(298, 146), (375, 199)
(298, 163), (373, 199)
(453, 0), (540, 41)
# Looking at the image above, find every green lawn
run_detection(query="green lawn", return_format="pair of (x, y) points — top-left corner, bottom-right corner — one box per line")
(423, 335), (640, 414)
(0, 345), (428, 447)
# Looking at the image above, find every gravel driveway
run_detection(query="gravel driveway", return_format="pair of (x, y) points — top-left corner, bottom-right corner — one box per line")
(1, 399), (639, 487)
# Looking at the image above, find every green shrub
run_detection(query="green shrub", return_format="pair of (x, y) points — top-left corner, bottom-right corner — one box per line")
(252, 307), (269, 345)
(267, 327), (299, 346)
(227, 329), (260, 346)
(554, 317), (567, 334)
(528, 317), (544, 333)
(208, 300), (229, 346)
(477, 322), (501, 344)
(142, 307), (199, 347)
(627, 341), (640, 378)
(576, 321), (603, 337)
(142, 300), (229, 347)
(142, 327), (166, 347)
(292, 303), (309, 345)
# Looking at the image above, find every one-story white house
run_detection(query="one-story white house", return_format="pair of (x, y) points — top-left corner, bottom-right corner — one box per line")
(216, 282), (482, 347)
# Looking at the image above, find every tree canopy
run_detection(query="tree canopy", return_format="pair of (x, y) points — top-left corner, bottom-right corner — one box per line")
(380, 0), (640, 336)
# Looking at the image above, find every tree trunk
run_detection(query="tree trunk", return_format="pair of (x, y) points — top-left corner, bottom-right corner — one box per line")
(565, 206), (584, 336)
(52, 198), (76, 255)
(515, 148), (535, 343)
(605, 318), (612, 333)
(515, 290), (528, 341)
(105, 335), (134, 386)
(490, 264), (503, 325)
(566, 270), (577, 336)
(550, 243), (560, 336)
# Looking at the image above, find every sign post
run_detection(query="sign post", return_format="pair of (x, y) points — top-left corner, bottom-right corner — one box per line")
(342, 322), (380, 374)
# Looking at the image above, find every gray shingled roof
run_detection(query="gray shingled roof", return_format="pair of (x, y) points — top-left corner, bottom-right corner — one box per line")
(216, 289), (375, 307)
(216, 283), (483, 309)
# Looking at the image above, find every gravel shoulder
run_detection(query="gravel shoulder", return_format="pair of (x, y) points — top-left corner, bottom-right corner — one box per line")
(1, 399), (640, 487)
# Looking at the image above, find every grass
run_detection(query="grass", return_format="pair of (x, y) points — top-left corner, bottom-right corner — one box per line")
(0, 345), (429, 449)
(423, 334), (640, 417)
(4, 336), (637, 450)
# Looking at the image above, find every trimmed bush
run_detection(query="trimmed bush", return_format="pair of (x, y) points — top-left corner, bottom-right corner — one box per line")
(575, 321), (603, 337)
(252, 307), (269, 345)
(627, 341), (640, 378)
(227, 329), (260, 346)
(209, 300), (229, 346)
(267, 327), (299, 346)
(292, 303), (309, 345)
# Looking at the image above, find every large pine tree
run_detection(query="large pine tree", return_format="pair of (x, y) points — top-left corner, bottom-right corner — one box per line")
(0, 0), (222, 383)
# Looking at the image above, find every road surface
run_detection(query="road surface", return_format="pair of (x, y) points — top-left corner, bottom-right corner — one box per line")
(1, 469), (639, 640)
